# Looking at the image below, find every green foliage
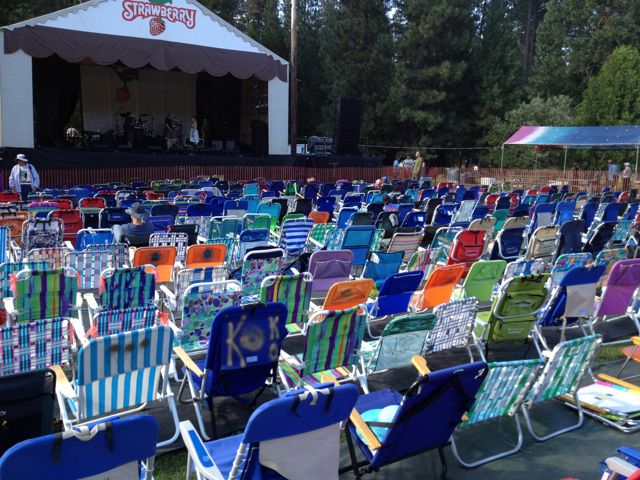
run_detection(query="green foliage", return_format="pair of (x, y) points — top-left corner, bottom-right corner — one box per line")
(578, 46), (640, 126)
(483, 95), (575, 167)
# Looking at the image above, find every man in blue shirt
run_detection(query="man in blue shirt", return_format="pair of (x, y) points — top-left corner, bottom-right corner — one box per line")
(607, 160), (619, 188)
(114, 203), (155, 246)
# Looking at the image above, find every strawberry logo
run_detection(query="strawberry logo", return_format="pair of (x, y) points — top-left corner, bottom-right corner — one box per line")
(149, 16), (166, 36)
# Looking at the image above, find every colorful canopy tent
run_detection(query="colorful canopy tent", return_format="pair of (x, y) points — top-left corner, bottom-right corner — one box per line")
(502, 125), (640, 174)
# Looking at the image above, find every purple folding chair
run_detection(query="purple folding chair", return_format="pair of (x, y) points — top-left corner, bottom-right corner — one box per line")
(595, 258), (640, 333)
(308, 249), (353, 296)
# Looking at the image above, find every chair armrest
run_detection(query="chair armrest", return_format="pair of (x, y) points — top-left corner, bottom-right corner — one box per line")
(74, 292), (84, 310)
(632, 336), (640, 346)
(279, 349), (302, 366)
(179, 421), (225, 480)
(605, 457), (638, 478)
(3, 297), (15, 316)
(69, 317), (88, 346)
(84, 293), (100, 311)
(10, 241), (21, 262)
(160, 284), (176, 301)
(411, 355), (431, 375)
(51, 365), (76, 399)
(597, 373), (640, 393)
(290, 267), (300, 275)
(166, 319), (182, 338)
(349, 408), (382, 451)
(174, 346), (204, 377)
(64, 241), (75, 251)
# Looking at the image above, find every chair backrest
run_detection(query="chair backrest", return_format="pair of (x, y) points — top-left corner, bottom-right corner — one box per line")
(0, 318), (69, 375)
(260, 273), (313, 331)
(387, 231), (423, 262)
(322, 279), (374, 311)
(556, 219), (585, 257)
(373, 271), (425, 317)
(361, 251), (404, 287)
(413, 264), (465, 310)
(339, 225), (377, 266)
(179, 281), (243, 352)
(550, 253), (593, 286)
(75, 228), (114, 250)
(594, 248), (627, 288)
(202, 303), (288, 397)
(525, 225), (559, 261)
(596, 259), (640, 316)
(132, 246), (176, 283)
(50, 209), (83, 242)
(503, 216), (529, 230)
(366, 361), (487, 469)
(237, 228), (270, 259)
(300, 306), (367, 377)
(0, 416), (159, 480)
(527, 335), (601, 404)
(280, 218), (314, 258)
(99, 266), (156, 310)
(460, 260), (507, 301)
(449, 229), (486, 265)
(468, 216), (496, 231)
(241, 248), (285, 297)
(185, 243), (227, 269)
(308, 249), (353, 293)
(149, 232), (189, 265)
(12, 268), (78, 323)
(90, 306), (158, 338)
(22, 218), (63, 252)
(422, 298), (478, 355)
(26, 246), (71, 269)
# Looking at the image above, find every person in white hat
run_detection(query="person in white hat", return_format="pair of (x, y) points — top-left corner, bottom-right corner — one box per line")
(9, 154), (39, 201)
(622, 162), (632, 191)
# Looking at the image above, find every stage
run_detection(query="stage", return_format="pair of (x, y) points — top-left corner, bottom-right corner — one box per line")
(0, 147), (384, 188)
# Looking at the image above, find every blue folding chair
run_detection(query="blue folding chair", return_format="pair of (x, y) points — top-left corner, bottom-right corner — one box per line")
(75, 228), (114, 250)
(554, 200), (576, 225)
(401, 211), (426, 229)
(317, 196), (336, 214)
(180, 384), (358, 480)
(0, 416), (158, 480)
(345, 359), (487, 479)
(339, 225), (377, 267)
(432, 204), (457, 226)
(490, 227), (525, 261)
(361, 251), (404, 290)
(555, 219), (585, 258)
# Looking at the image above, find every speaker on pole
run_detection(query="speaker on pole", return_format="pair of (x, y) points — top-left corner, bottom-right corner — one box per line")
(333, 98), (362, 155)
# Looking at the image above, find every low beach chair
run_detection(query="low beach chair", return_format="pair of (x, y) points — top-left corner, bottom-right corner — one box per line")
(410, 264), (465, 312)
(260, 272), (313, 334)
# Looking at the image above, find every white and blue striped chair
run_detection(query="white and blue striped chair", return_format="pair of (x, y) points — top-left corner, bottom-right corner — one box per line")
(53, 325), (179, 447)
(278, 218), (314, 259)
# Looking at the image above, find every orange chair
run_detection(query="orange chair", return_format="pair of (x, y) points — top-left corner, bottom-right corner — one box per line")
(410, 264), (465, 311)
(185, 244), (226, 269)
(0, 211), (27, 246)
(309, 211), (330, 224)
(146, 192), (164, 200)
(132, 246), (177, 283)
(319, 278), (374, 311)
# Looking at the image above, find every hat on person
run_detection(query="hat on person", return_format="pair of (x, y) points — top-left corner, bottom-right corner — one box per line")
(126, 203), (146, 220)
(15, 154), (28, 163)
(625, 162), (631, 166)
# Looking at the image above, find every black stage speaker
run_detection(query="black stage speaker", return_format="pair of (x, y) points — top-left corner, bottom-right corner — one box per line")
(333, 98), (362, 155)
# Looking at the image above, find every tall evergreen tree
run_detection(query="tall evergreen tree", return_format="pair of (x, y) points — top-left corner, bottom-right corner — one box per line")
(392, 0), (476, 147)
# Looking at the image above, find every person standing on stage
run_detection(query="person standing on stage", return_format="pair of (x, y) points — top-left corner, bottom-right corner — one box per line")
(9, 154), (39, 201)
(412, 151), (424, 181)
(189, 116), (200, 151)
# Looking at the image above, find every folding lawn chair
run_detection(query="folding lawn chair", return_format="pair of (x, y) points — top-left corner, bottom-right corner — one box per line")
(361, 250), (403, 290)
(593, 258), (640, 334)
(239, 247), (285, 298)
(410, 264), (465, 312)
(0, 369), (56, 456)
(583, 221), (616, 255)
(25, 246), (71, 269)
(279, 305), (368, 393)
(524, 225), (559, 263)
(344, 358), (487, 479)
(21, 218), (63, 255)
(260, 273), (313, 335)
(85, 266), (157, 318)
(445, 229), (487, 271)
(83, 305), (160, 340)
(277, 218), (314, 259)
(54, 325), (179, 447)
(554, 219), (585, 259)
(236, 228), (270, 260)
(132, 246), (177, 283)
(489, 227), (525, 261)
(74, 228), (114, 250)
(149, 232), (189, 265)
(315, 278), (374, 311)
(174, 302), (288, 439)
(549, 252), (593, 286)
(179, 384), (358, 480)
(308, 249), (353, 296)
(385, 230), (423, 262)
(594, 248), (628, 288)
(452, 259), (507, 302)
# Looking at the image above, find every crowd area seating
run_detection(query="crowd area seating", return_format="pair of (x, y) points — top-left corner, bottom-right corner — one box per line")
(4, 177), (640, 478)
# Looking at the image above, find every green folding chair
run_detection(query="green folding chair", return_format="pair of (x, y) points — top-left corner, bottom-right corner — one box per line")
(452, 259), (507, 302)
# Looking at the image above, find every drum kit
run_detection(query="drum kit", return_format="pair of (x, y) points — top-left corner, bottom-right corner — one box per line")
(114, 111), (157, 147)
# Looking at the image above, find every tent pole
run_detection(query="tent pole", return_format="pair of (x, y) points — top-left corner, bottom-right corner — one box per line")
(563, 146), (568, 183)
(635, 145), (639, 177)
(500, 145), (504, 178)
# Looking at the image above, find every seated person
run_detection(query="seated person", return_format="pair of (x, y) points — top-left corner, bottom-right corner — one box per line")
(113, 203), (155, 246)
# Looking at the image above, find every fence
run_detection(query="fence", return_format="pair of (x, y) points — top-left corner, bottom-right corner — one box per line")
(0, 164), (623, 193)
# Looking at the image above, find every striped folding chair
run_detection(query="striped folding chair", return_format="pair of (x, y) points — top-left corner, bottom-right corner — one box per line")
(278, 218), (314, 259)
(279, 305), (369, 393)
(451, 359), (543, 467)
(7, 268), (80, 324)
(86, 306), (159, 339)
(64, 249), (121, 291)
(521, 334), (602, 441)
(260, 273), (313, 334)
(422, 298), (484, 361)
(160, 266), (228, 316)
(0, 260), (49, 303)
(0, 226), (9, 264)
(307, 223), (336, 251)
(386, 231), (424, 262)
(54, 325), (179, 447)
(25, 246), (72, 269)
(0, 317), (70, 376)
(149, 232), (189, 265)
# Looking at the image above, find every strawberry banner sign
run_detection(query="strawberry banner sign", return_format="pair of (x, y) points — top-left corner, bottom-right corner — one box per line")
(122, 0), (197, 36)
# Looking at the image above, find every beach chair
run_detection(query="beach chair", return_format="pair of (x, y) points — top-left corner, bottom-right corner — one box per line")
(49, 209), (83, 243)
(445, 229), (487, 271)
(583, 221), (616, 255)
(361, 251), (404, 290)
(0, 369), (56, 456)
(98, 207), (131, 228)
(236, 228), (270, 260)
(223, 200), (248, 218)
(521, 335), (601, 441)
(132, 246), (177, 283)
(179, 384), (358, 480)
(316, 278), (375, 311)
(74, 228), (114, 249)
(25, 246), (71, 269)
(334, 225), (377, 269)
(385, 230), (423, 262)
(277, 218), (314, 259)
(502, 215), (530, 230)
(361, 313), (435, 373)
(54, 325), (179, 447)
(451, 359), (543, 467)
(159, 266), (228, 317)
(149, 232), (189, 265)
(554, 219), (585, 259)
(489, 227), (526, 261)
(184, 244), (227, 269)
(5, 268), (80, 324)
(550, 252), (593, 286)
(599, 447), (640, 479)
(240, 247), (285, 298)
(410, 264), (465, 312)
(474, 273), (550, 355)
(260, 273), (313, 334)
(21, 218), (63, 255)
(468, 216), (497, 232)
(83, 305), (160, 340)
(175, 302), (288, 439)
(307, 223), (336, 251)
(594, 248), (628, 288)
(242, 213), (272, 231)
(594, 259), (640, 333)
(452, 259), (507, 302)
(492, 209), (509, 231)
(0, 415), (159, 480)
(524, 225), (559, 263)
(308, 249), (353, 296)
(85, 266), (156, 316)
(344, 358), (487, 479)
(279, 305), (368, 393)
(0, 211), (27, 250)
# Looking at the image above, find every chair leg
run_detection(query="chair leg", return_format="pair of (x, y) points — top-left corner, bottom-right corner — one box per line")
(521, 395), (583, 442)
(345, 427), (363, 479)
(438, 446), (448, 480)
(208, 399), (219, 440)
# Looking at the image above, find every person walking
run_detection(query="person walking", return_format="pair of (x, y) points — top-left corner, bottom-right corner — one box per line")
(9, 154), (39, 201)
(607, 160), (619, 188)
(412, 151), (424, 181)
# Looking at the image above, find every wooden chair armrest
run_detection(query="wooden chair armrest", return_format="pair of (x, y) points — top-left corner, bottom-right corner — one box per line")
(632, 336), (640, 346)
(51, 364), (76, 399)
(597, 373), (640, 394)
(349, 408), (382, 451)
(412, 355), (431, 375)
(173, 346), (204, 377)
